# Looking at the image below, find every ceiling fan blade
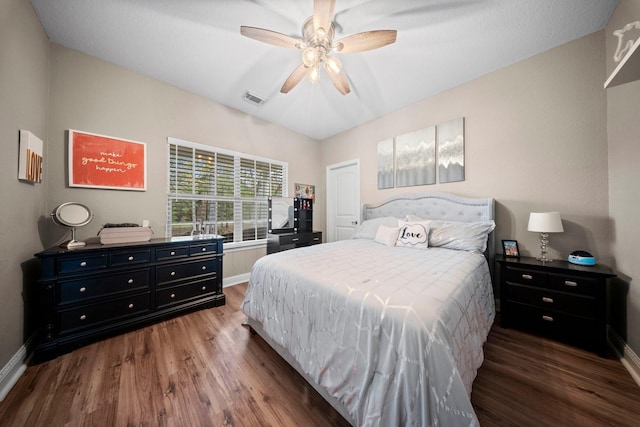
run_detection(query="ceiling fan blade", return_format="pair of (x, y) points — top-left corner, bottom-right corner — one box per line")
(240, 26), (303, 49)
(280, 64), (309, 94)
(334, 30), (397, 53)
(313, 0), (336, 33)
(326, 68), (351, 95)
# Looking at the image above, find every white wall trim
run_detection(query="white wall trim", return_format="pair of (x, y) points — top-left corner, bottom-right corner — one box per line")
(609, 327), (640, 388)
(0, 336), (34, 402)
(223, 273), (250, 288)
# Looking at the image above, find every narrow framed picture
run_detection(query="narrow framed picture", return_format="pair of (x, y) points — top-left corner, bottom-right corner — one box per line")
(502, 239), (520, 258)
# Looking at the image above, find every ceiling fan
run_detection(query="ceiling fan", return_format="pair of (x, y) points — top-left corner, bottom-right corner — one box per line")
(240, 0), (397, 95)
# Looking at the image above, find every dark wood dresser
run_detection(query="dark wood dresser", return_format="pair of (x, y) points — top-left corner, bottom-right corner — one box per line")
(266, 231), (322, 254)
(497, 255), (616, 356)
(33, 236), (224, 362)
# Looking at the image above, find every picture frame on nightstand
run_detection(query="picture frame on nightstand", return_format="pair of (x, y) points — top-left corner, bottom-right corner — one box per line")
(502, 239), (520, 258)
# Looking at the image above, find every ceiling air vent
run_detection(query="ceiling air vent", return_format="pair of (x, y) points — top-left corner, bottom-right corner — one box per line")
(242, 91), (266, 106)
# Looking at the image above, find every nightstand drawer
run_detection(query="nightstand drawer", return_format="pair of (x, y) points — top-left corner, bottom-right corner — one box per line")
(504, 266), (547, 286)
(508, 301), (597, 350)
(507, 283), (595, 318)
(548, 273), (596, 296)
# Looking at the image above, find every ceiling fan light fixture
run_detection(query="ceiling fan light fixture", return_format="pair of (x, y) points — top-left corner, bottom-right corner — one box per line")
(308, 64), (320, 83)
(324, 56), (342, 75)
(240, 0), (397, 95)
(302, 47), (318, 67)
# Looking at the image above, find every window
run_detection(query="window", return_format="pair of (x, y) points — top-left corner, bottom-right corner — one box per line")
(167, 137), (287, 247)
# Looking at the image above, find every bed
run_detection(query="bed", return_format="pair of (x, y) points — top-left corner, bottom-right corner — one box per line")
(242, 192), (496, 426)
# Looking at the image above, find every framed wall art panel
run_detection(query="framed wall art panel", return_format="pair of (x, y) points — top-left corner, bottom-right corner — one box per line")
(437, 118), (465, 183)
(395, 126), (436, 187)
(68, 129), (147, 191)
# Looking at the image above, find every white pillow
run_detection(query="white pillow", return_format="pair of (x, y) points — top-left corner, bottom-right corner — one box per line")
(396, 220), (431, 249)
(352, 216), (401, 240)
(374, 225), (400, 247)
(405, 215), (495, 252)
(429, 220), (495, 252)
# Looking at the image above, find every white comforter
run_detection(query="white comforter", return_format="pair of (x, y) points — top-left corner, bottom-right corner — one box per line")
(242, 239), (495, 426)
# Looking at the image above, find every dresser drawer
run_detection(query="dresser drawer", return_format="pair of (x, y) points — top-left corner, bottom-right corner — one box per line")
(156, 259), (217, 285)
(111, 250), (152, 266)
(504, 266), (547, 286)
(156, 277), (217, 308)
(278, 234), (304, 246)
(548, 273), (596, 296)
(189, 243), (219, 256)
(58, 292), (151, 333)
(58, 269), (150, 305)
(507, 283), (596, 318)
(57, 255), (106, 274)
(156, 245), (189, 261)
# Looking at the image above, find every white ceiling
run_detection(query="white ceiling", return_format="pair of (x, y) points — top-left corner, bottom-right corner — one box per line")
(29, 0), (618, 140)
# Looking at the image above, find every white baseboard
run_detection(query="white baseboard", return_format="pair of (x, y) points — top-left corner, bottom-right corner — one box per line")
(223, 273), (250, 288)
(0, 336), (33, 402)
(609, 327), (640, 387)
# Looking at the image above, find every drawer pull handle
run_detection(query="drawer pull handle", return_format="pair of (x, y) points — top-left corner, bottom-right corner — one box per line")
(80, 314), (87, 321)
(202, 247), (207, 252)
(80, 261), (87, 267)
(170, 251), (176, 256)
(128, 279), (134, 284)
(292, 238), (299, 242)
(564, 280), (578, 287)
(521, 274), (533, 280)
(202, 266), (207, 271)
(128, 303), (134, 309)
(79, 287), (87, 293)
(542, 297), (554, 303)
(201, 286), (207, 291)
(542, 315), (554, 322)
(128, 256), (134, 261)
(170, 271), (176, 276)
(170, 293), (176, 299)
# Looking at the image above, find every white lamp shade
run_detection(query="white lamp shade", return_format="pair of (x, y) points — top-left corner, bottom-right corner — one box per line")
(527, 212), (564, 233)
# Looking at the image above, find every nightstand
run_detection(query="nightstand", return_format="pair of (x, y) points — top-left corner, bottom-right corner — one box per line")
(497, 255), (616, 356)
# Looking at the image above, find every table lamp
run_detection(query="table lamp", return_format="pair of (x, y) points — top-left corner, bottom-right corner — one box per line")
(527, 212), (564, 262)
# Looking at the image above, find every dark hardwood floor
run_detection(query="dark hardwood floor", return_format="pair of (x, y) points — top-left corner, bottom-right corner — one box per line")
(1, 282), (639, 426)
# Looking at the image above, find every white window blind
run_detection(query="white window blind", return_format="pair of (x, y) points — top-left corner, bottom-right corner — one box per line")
(167, 137), (287, 247)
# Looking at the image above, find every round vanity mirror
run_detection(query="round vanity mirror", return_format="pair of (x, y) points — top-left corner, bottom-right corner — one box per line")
(51, 202), (93, 248)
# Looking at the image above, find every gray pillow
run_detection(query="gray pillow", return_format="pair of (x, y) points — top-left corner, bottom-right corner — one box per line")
(352, 216), (402, 240)
(428, 220), (496, 252)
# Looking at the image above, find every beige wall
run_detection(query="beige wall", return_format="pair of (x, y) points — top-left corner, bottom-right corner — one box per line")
(0, 0), (50, 369)
(606, 0), (640, 360)
(45, 44), (323, 278)
(322, 31), (610, 265)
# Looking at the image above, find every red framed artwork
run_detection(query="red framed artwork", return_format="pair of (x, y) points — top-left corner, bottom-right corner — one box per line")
(68, 129), (147, 191)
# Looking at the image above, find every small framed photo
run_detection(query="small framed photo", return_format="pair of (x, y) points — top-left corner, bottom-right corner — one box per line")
(295, 183), (315, 201)
(502, 240), (520, 258)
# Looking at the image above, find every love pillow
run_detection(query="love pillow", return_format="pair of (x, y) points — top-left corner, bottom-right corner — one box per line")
(396, 220), (431, 249)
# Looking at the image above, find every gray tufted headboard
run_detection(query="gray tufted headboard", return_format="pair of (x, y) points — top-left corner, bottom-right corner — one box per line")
(362, 192), (496, 264)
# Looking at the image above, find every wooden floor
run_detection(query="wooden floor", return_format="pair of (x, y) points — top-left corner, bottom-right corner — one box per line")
(1, 282), (639, 426)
